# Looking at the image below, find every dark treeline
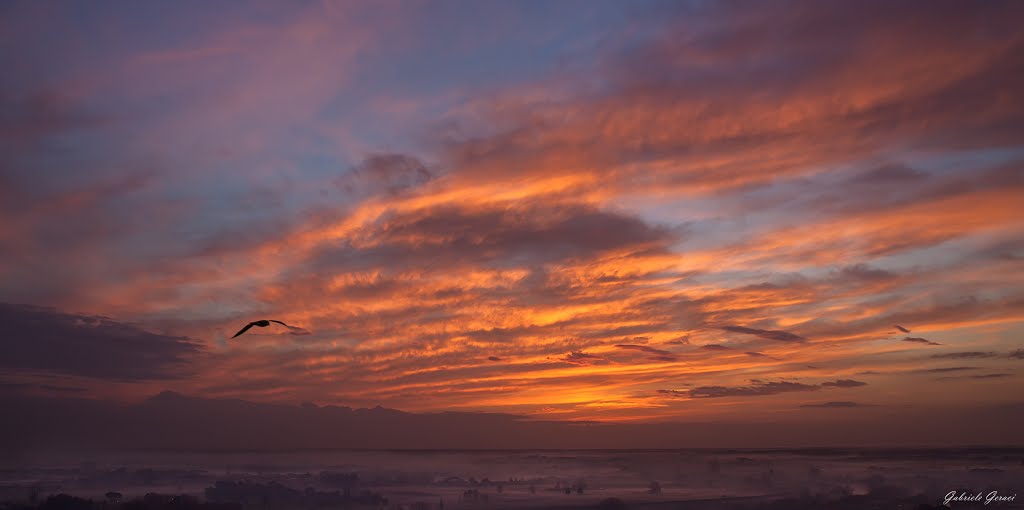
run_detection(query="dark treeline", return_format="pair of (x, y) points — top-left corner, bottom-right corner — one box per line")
(0, 482), (389, 510)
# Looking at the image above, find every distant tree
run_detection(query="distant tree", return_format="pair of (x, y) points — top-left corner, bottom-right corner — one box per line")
(575, 479), (587, 494)
(40, 494), (92, 510)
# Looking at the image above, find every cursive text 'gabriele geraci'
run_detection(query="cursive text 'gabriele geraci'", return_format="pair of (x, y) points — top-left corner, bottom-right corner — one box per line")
(945, 491), (1017, 506)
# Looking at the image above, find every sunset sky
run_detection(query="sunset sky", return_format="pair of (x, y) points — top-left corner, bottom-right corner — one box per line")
(2, 0), (1022, 427)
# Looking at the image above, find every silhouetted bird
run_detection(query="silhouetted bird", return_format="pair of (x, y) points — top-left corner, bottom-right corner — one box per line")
(894, 324), (911, 333)
(231, 320), (295, 338)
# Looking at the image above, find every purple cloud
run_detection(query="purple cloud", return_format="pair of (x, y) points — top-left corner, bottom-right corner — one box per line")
(721, 326), (806, 342)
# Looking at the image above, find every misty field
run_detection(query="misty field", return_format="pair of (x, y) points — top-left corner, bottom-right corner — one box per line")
(2, 448), (1022, 509)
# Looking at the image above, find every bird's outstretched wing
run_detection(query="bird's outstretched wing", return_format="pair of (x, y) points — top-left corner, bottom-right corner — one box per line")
(893, 324), (911, 333)
(269, 319), (292, 327)
(231, 322), (256, 338)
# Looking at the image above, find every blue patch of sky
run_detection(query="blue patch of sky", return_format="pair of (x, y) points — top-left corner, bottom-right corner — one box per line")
(317, 0), (667, 149)
(898, 146), (1024, 176)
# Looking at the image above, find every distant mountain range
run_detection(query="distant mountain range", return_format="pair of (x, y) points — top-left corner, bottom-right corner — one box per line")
(2, 391), (1022, 452)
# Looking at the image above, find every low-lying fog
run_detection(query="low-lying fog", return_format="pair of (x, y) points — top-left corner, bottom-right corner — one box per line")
(2, 448), (1022, 509)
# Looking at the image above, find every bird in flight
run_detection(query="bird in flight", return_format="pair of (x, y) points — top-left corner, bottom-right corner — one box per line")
(232, 319), (297, 338)
(893, 324), (911, 334)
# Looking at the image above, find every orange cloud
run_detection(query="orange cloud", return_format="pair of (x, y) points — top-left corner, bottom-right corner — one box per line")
(2, 0), (1022, 425)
